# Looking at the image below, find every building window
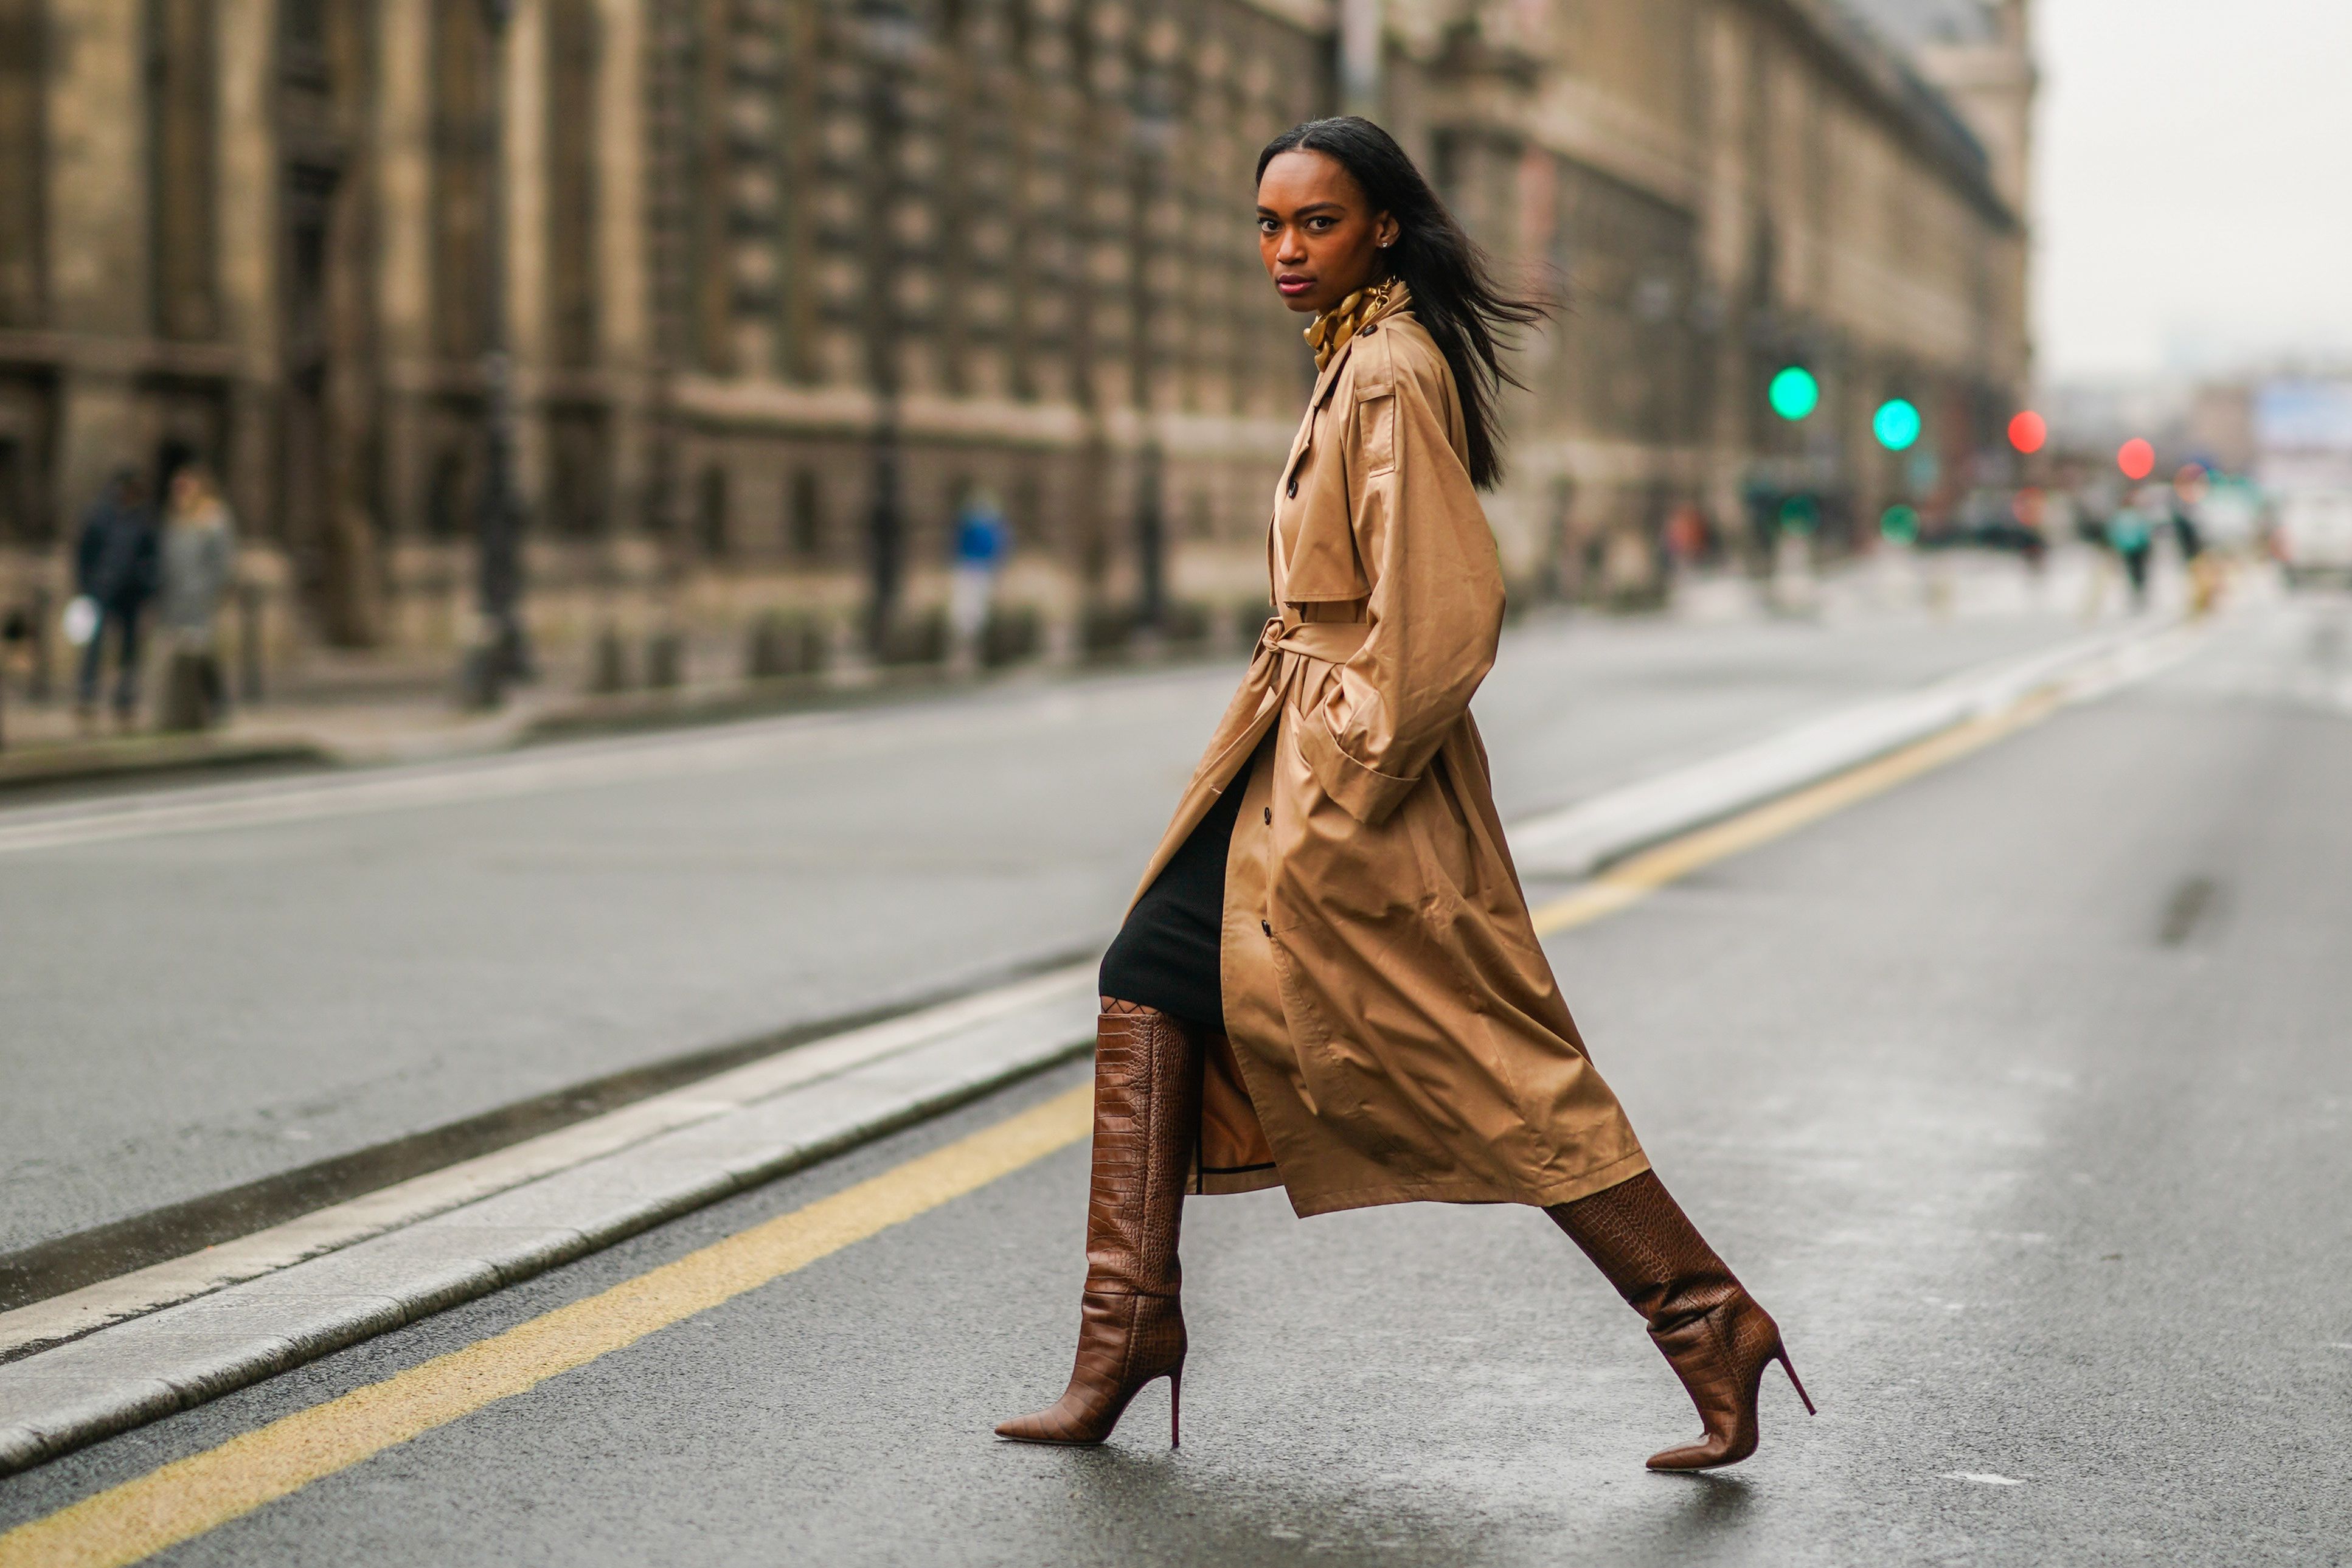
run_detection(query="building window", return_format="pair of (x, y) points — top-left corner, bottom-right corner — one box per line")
(0, 0), (44, 329)
(0, 433), (34, 544)
(426, 446), (470, 540)
(696, 463), (730, 557)
(148, 0), (220, 341)
(546, 409), (610, 538)
(1010, 471), (1043, 551)
(280, 0), (323, 54)
(788, 468), (824, 560)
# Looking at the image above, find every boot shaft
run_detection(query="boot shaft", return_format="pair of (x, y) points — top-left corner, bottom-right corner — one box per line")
(1083, 1001), (1203, 1299)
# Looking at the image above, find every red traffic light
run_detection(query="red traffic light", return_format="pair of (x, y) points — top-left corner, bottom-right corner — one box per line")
(2117, 438), (2154, 481)
(2008, 411), (2046, 454)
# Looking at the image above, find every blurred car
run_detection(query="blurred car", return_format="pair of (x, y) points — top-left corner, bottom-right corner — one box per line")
(2274, 490), (2352, 586)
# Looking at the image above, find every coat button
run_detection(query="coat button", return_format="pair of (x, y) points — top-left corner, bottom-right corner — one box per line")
(1285, 475), (1298, 498)
(1263, 807), (1272, 825)
(1261, 920), (1272, 937)
(1360, 322), (1378, 335)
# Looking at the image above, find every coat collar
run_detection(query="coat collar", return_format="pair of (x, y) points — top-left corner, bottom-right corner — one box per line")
(1300, 280), (1411, 417)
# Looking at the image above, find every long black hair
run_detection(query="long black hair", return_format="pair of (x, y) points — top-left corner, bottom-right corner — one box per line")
(1256, 116), (1547, 490)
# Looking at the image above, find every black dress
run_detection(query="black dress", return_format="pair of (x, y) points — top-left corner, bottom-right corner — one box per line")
(1097, 735), (1272, 1030)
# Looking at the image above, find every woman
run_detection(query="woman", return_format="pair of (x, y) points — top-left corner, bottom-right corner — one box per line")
(997, 118), (1811, 1471)
(158, 465), (238, 728)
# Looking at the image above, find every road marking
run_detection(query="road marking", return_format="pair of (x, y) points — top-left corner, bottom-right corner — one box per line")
(0, 1086), (1092, 1568)
(1531, 693), (2059, 935)
(1942, 1472), (2027, 1486)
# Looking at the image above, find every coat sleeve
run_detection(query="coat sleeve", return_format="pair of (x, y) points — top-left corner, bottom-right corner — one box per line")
(1291, 344), (1504, 826)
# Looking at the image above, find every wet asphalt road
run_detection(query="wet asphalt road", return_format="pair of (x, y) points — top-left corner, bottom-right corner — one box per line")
(1, 571), (2096, 1255)
(4, 590), (2347, 1564)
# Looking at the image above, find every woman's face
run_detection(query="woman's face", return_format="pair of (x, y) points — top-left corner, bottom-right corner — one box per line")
(1257, 150), (1398, 317)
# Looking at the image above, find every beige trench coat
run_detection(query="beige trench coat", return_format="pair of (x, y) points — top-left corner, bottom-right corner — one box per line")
(1128, 304), (1650, 1219)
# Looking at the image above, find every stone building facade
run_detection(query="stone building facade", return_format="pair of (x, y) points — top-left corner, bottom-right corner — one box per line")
(0, 0), (2029, 678)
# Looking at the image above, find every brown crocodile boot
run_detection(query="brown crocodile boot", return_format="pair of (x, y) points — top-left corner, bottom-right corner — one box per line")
(1549, 1171), (1814, 1471)
(996, 999), (1201, 1446)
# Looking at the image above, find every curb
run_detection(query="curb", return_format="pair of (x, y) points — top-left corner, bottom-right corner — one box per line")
(0, 612), (2187, 1475)
(0, 734), (332, 795)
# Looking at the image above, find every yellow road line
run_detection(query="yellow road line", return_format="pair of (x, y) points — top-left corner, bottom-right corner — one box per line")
(0, 1086), (1094, 1568)
(1532, 691), (2061, 935)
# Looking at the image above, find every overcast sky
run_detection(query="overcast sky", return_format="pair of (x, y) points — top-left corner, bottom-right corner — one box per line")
(2033, 0), (2352, 382)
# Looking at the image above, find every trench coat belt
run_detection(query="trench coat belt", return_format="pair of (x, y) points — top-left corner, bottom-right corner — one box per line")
(1252, 617), (1368, 743)
(1256, 616), (1368, 668)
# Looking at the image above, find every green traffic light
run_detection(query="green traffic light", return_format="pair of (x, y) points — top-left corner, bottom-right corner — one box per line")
(1873, 398), (1922, 452)
(1769, 366), (1819, 421)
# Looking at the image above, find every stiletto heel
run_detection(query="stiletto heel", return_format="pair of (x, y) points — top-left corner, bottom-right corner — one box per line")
(1778, 1349), (1816, 1415)
(1168, 1366), (1182, 1448)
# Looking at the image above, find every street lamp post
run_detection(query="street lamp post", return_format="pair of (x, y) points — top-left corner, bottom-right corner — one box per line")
(461, 0), (531, 708)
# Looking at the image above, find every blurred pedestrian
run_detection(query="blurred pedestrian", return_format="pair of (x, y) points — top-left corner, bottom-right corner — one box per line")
(948, 487), (1008, 670)
(157, 464), (238, 729)
(71, 467), (159, 730)
(0, 603), (30, 749)
(2170, 467), (2218, 617)
(998, 117), (1809, 1475)
(2107, 501), (2154, 612)
(1662, 501), (1708, 572)
(2011, 488), (2050, 576)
